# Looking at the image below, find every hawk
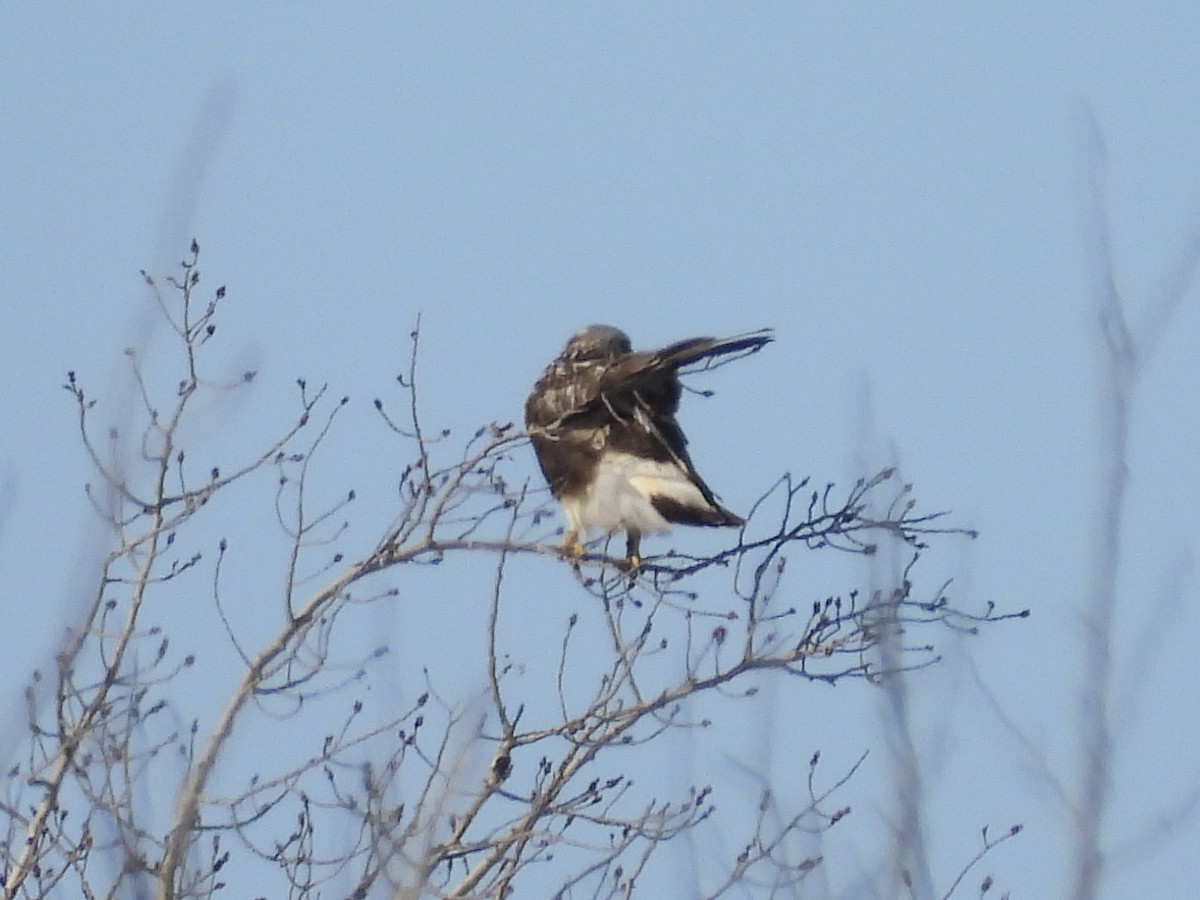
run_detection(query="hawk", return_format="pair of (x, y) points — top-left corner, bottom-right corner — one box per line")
(525, 324), (773, 567)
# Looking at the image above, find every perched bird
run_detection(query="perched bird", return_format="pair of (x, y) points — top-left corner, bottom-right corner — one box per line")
(524, 324), (773, 568)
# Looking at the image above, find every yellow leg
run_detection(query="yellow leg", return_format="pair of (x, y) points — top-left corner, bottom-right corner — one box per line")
(624, 531), (642, 572)
(560, 530), (585, 560)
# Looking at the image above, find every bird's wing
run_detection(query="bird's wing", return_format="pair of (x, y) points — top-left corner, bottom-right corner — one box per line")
(529, 328), (773, 438)
(606, 330), (772, 518)
(527, 330), (773, 430)
(524, 358), (608, 430)
(599, 329), (774, 395)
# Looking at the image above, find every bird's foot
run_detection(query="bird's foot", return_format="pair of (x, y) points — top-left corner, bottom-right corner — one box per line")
(617, 553), (643, 586)
(623, 533), (642, 579)
(559, 532), (585, 561)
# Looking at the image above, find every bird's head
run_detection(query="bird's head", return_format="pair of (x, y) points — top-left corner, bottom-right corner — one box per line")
(560, 325), (632, 362)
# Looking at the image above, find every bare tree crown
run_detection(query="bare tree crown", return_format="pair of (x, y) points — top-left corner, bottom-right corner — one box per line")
(0, 245), (1022, 899)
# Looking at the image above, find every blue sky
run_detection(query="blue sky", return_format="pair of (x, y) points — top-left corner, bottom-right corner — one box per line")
(2, 3), (1199, 897)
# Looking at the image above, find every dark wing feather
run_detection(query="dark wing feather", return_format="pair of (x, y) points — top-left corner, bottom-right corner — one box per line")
(600, 330), (774, 398)
(595, 329), (773, 460)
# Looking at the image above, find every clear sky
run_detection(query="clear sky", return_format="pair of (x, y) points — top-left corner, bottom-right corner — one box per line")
(2, 3), (1199, 897)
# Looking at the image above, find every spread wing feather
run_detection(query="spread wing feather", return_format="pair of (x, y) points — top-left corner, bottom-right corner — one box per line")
(600, 330), (775, 401)
(527, 329), (773, 429)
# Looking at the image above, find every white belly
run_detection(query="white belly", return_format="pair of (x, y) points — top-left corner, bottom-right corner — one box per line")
(560, 452), (711, 537)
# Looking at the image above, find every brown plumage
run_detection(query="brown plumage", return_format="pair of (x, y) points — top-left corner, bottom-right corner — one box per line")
(525, 324), (773, 566)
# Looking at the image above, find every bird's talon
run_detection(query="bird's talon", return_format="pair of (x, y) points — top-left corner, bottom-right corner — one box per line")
(559, 533), (585, 560)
